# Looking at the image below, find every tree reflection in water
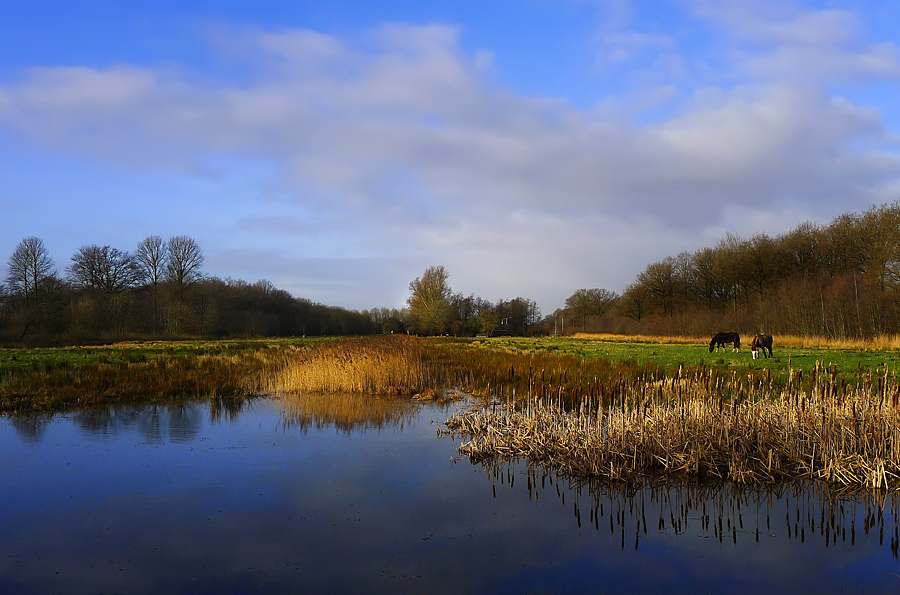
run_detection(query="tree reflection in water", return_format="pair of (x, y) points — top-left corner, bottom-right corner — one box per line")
(8, 415), (51, 443)
(73, 404), (204, 443)
(479, 458), (900, 559)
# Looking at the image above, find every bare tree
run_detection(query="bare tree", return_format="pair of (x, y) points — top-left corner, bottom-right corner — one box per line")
(6, 237), (55, 304)
(68, 245), (138, 294)
(136, 236), (168, 287)
(166, 236), (204, 291)
(565, 288), (618, 331)
(618, 282), (649, 322)
(136, 235), (168, 330)
(636, 258), (678, 316)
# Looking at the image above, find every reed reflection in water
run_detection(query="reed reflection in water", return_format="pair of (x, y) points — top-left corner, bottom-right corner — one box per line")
(479, 456), (900, 558)
(275, 391), (423, 432)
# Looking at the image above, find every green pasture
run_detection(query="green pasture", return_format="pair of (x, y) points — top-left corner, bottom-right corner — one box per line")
(469, 336), (900, 377)
(3, 335), (896, 379)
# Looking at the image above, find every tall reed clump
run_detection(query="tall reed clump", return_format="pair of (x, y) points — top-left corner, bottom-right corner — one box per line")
(445, 361), (900, 490)
(261, 336), (433, 395)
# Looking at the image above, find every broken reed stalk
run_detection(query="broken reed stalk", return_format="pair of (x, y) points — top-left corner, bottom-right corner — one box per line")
(445, 372), (900, 491)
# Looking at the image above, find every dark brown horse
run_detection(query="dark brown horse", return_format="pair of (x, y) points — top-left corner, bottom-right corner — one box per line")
(709, 332), (741, 353)
(751, 333), (774, 359)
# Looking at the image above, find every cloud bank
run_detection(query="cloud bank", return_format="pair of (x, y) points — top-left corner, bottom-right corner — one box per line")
(1, 2), (899, 311)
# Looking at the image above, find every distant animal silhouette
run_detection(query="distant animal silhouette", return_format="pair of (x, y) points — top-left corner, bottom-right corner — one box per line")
(709, 332), (741, 353)
(750, 333), (774, 359)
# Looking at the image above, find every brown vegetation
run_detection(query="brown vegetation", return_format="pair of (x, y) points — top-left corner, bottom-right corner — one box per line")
(261, 336), (434, 396)
(572, 332), (900, 350)
(0, 350), (272, 414)
(445, 360), (900, 490)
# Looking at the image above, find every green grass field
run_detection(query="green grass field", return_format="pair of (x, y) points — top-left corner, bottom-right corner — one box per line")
(469, 336), (900, 377)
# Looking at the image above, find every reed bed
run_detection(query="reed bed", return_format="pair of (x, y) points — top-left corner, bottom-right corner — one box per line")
(572, 333), (707, 344)
(770, 334), (900, 350)
(445, 361), (900, 490)
(261, 336), (434, 396)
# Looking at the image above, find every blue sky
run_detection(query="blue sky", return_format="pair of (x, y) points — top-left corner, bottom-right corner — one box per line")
(2, 0), (900, 312)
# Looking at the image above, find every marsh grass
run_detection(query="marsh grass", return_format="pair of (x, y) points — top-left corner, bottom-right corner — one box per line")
(572, 333), (707, 344)
(0, 339), (321, 414)
(475, 335), (900, 379)
(445, 359), (900, 490)
(8, 334), (900, 493)
(261, 336), (434, 396)
(573, 332), (900, 350)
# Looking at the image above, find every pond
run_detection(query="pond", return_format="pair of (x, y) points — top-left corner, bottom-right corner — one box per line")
(1, 395), (899, 594)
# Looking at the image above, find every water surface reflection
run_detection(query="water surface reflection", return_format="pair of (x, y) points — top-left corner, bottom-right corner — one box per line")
(479, 458), (900, 556)
(72, 405), (204, 443)
(0, 396), (898, 594)
(276, 392), (422, 432)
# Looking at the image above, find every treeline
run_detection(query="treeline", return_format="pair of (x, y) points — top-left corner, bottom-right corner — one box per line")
(599, 201), (900, 338)
(405, 265), (541, 336)
(10, 201), (898, 344)
(0, 235), (384, 344)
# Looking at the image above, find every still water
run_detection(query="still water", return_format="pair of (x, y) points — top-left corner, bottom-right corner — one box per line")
(1, 395), (899, 594)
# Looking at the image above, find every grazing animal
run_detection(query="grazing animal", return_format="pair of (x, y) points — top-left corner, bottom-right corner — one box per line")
(709, 332), (741, 353)
(750, 333), (774, 359)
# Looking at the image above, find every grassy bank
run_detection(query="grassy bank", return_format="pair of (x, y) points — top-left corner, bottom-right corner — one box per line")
(0, 338), (322, 413)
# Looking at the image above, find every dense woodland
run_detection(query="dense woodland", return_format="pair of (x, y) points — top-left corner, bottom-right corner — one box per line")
(598, 201), (900, 339)
(4, 201), (900, 344)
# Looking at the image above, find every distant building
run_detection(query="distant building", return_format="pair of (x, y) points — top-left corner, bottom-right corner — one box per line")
(490, 324), (509, 337)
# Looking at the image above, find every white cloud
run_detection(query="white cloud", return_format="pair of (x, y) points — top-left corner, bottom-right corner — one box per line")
(690, 0), (900, 82)
(1, 14), (899, 310)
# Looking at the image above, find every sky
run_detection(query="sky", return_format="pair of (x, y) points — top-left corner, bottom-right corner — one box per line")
(2, 0), (900, 314)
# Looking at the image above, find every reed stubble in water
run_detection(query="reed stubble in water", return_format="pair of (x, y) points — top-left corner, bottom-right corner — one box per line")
(445, 362), (900, 490)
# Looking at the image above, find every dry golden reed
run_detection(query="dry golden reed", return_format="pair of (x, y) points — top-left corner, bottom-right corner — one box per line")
(445, 362), (900, 491)
(572, 333), (707, 344)
(0, 351), (268, 413)
(261, 336), (432, 396)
